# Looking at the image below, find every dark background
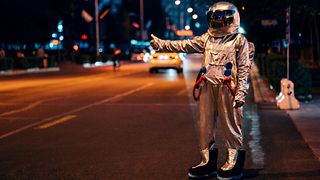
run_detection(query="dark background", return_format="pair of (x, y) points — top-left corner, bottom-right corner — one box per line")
(0, 0), (319, 55)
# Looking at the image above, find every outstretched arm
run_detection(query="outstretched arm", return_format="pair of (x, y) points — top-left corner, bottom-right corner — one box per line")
(150, 34), (208, 53)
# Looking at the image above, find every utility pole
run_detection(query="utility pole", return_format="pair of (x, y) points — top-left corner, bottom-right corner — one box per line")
(286, 6), (291, 80)
(95, 0), (100, 56)
(140, 0), (144, 41)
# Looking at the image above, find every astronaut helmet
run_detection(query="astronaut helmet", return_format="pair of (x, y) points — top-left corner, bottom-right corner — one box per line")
(206, 1), (240, 37)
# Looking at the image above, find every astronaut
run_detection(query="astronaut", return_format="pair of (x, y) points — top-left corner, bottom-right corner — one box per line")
(151, 1), (252, 179)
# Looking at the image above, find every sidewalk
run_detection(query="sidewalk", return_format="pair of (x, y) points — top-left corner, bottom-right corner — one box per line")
(0, 60), (137, 77)
(286, 96), (320, 160)
(250, 63), (320, 161)
(0, 60), (115, 76)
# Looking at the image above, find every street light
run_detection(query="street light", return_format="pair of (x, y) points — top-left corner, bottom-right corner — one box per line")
(187, 7), (193, 13)
(185, 25), (190, 30)
(195, 22), (201, 28)
(140, 0), (145, 41)
(175, 0), (181, 6)
(192, 14), (198, 19)
(95, 0), (100, 56)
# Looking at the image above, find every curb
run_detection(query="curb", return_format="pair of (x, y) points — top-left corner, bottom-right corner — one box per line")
(250, 63), (276, 107)
(0, 67), (60, 76)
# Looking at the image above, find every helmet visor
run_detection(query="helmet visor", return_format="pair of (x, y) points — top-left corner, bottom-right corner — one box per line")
(207, 10), (235, 28)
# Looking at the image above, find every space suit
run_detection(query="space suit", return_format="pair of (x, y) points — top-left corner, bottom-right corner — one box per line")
(151, 2), (252, 179)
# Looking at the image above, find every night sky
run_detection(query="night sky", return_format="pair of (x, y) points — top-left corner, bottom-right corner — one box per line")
(0, 0), (67, 43)
(0, 0), (319, 49)
(0, 0), (166, 44)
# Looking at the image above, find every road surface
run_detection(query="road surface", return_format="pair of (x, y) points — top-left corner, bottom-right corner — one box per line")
(0, 55), (319, 179)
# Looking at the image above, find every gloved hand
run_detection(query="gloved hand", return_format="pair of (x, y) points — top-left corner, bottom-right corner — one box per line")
(233, 100), (244, 108)
(150, 34), (160, 51)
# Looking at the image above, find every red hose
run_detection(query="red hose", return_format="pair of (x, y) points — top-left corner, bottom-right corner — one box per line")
(192, 76), (236, 101)
(192, 75), (206, 101)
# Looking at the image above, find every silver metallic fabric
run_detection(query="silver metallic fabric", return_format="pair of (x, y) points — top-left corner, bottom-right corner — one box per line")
(154, 33), (250, 104)
(221, 148), (238, 170)
(151, 2), (250, 151)
(245, 42), (255, 91)
(191, 148), (210, 168)
(197, 83), (243, 150)
(248, 42), (255, 61)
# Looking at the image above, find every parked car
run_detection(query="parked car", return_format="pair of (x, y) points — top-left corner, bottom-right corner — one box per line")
(149, 52), (183, 73)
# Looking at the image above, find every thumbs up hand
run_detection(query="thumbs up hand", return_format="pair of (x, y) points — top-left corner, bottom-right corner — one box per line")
(150, 34), (161, 51)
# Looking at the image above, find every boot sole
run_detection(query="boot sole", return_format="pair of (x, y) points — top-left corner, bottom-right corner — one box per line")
(188, 171), (217, 179)
(217, 173), (243, 180)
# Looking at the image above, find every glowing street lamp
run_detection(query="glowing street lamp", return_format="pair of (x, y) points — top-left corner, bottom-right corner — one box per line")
(52, 33), (57, 38)
(57, 24), (63, 33)
(175, 0), (181, 5)
(52, 39), (60, 46)
(192, 14), (198, 19)
(187, 7), (193, 13)
(73, 44), (79, 52)
(185, 25), (190, 30)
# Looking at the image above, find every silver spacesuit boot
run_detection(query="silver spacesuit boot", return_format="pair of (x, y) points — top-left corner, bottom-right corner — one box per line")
(151, 1), (251, 179)
(217, 148), (246, 180)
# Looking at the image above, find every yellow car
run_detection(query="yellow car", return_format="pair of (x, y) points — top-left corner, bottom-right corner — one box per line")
(149, 52), (183, 73)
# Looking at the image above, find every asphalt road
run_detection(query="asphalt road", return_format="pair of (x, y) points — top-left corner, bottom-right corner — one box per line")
(0, 55), (319, 180)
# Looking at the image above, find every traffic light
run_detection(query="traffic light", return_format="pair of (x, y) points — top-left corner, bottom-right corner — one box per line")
(81, 34), (88, 40)
(132, 22), (140, 29)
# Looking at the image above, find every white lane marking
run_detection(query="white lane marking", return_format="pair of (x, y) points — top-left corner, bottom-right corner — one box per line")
(176, 89), (187, 96)
(0, 83), (153, 140)
(0, 101), (43, 116)
(246, 104), (265, 168)
(35, 115), (77, 129)
(0, 97), (61, 117)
